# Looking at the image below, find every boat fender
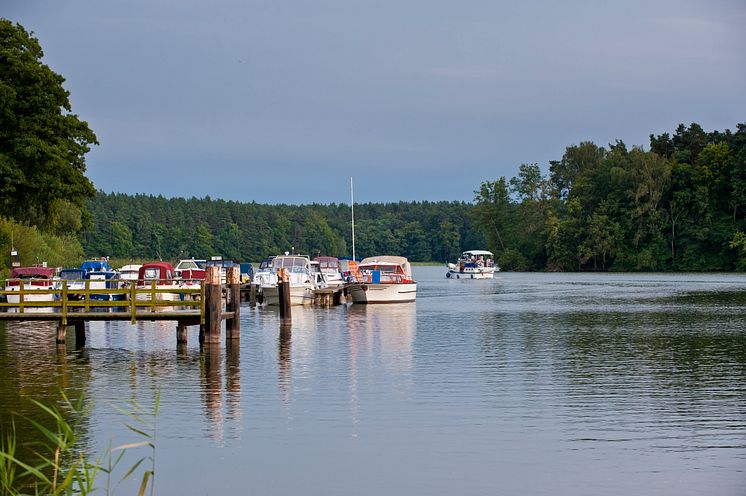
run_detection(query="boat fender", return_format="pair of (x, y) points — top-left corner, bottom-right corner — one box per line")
(456, 274), (460, 279)
(446, 272), (451, 278)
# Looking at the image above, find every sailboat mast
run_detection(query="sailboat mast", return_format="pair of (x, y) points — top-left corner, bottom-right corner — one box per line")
(351, 176), (356, 262)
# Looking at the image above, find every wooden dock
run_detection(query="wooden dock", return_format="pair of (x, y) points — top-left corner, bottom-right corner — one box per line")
(0, 266), (240, 346)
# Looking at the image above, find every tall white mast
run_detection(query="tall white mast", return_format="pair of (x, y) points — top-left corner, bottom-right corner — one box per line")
(350, 176), (356, 261)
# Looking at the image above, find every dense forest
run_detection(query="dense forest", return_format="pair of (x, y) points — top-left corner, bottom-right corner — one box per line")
(83, 196), (484, 263)
(473, 122), (746, 271)
(82, 122), (746, 271)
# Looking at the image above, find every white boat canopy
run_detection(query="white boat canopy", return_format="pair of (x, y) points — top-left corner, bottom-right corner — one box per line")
(360, 256), (412, 279)
(462, 250), (494, 257)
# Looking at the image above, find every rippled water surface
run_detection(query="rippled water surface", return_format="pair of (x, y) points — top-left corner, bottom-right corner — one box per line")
(2, 269), (746, 495)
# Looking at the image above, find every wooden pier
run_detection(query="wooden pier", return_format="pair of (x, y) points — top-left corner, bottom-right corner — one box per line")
(0, 266), (240, 346)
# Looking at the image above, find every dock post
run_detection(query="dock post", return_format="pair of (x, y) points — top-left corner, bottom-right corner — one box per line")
(203, 266), (222, 344)
(74, 321), (86, 348)
(278, 268), (291, 322)
(226, 266), (241, 340)
(56, 322), (67, 344)
(249, 283), (257, 307)
(177, 321), (188, 344)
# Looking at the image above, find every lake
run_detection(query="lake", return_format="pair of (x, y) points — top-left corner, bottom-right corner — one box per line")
(1, 267), (745, 495)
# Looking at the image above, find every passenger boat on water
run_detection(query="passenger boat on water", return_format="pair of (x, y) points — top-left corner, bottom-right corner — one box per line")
(345, 256), (416, 304)
(446, 250), (499, 279)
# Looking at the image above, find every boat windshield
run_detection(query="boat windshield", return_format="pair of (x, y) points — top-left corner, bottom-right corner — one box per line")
(176, 260), (204, 270)
(60, 270), (85, 280)
(143, 268), (161, 280)
(360, 264), (401, 274)
(272, 257), (309, 273)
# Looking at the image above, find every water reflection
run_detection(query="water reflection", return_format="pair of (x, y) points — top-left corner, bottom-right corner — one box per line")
(345, 303), (416, 373)
(2, 270), (746, 495)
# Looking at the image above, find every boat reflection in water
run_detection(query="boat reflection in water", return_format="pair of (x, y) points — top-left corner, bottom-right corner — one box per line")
(345, 302), (416, 373)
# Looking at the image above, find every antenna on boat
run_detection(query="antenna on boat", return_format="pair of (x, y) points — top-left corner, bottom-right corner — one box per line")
(350, 176), (356, 262)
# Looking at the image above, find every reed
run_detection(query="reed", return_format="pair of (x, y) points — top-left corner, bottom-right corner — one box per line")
(0, 390), (159, 495)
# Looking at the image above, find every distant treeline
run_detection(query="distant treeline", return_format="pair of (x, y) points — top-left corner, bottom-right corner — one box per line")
(82, 195), (485, 263)
(474, 122), (746, 271)
(77, 122), (746, 271)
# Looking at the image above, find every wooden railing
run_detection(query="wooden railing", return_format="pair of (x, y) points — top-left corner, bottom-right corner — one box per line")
(0, 266), (241, 346)
(0, 279), (204, 325)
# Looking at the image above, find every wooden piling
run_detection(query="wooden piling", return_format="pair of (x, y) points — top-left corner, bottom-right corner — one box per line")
(203, 266), (222, 344)
(249, 283), (257, 306)
(226, 266), (241, 340)
(177, 321), (188, 344)
(56, 322), (67, 344)
(74, 321), (86, 347)
(278, 268), (291, 321)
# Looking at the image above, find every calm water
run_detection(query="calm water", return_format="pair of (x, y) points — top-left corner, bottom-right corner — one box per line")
(2, 268), (746, 495)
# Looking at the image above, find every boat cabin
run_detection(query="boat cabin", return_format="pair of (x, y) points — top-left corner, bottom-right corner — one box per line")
(272, 256), (311, 274)
(137, 262), (175, 285)
(6, 266), (56, 287)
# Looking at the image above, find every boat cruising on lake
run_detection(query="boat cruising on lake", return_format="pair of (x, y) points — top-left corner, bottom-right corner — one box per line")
(4, 266), (57, 304)
(261, 255), (318, 306)
(446, 250), (499, 279)
(345, 256), (416, 304)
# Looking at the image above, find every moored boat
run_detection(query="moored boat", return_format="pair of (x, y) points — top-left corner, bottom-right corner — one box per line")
(345, 256), (416, 304)
(119, 264), (142, 285)
(261, 255), (316, 306)
(4, 266), (57, 305)
(135, 262), (180, 301)
(314, 256), (344, 288)
(54, 268), (86, 300)
(446, 250), (499, 279)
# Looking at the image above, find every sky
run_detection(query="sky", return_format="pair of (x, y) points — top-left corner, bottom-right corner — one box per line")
(5, 0), (746, 204)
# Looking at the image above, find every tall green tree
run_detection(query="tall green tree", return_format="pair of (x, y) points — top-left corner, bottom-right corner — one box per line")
(0, 19), (98, 231)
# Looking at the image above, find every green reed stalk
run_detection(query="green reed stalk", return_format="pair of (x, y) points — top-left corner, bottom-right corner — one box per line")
(0, 389), (160, 495)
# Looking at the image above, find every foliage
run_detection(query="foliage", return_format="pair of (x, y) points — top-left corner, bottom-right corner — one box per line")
(473, 122), (746, 271)
(0, 217), (84, 277)
(0, 391), (158, 496)
(82, 195), (483, 264)
(0, 19), (98, 233)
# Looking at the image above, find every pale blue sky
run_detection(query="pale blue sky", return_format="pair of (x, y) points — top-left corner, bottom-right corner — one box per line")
(5, 0), (745, 204)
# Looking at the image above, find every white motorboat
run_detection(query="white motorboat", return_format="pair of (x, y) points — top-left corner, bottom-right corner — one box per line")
(119, 264), (142, 284)
(4, 266), (57, 305)
(261, 255), (316, 306)
(446, 250), (499, 279)
(345, 256), (416, 304)
(314, 256), (345, 288)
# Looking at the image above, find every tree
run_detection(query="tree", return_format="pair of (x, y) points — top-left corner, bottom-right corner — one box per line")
(0, 19), (98, 230)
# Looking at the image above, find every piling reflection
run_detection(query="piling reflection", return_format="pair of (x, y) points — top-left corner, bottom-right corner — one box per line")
(200, 344), (223, 442)
(278, 322), (292, 402)
(225, 340), (241, 427)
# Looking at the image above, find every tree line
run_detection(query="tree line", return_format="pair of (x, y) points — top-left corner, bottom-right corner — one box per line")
(474, 122), (746, 271)
(82, 194), (484, 263)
